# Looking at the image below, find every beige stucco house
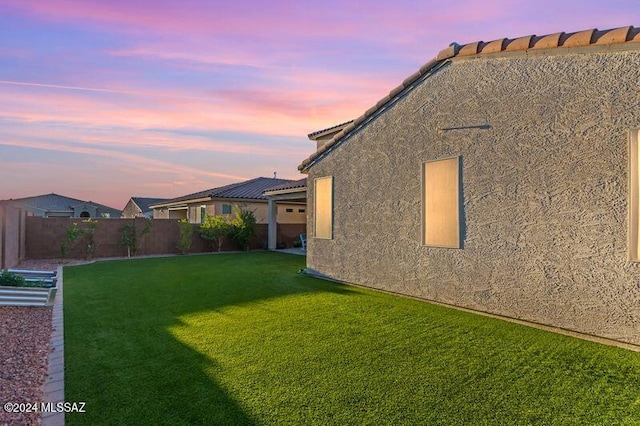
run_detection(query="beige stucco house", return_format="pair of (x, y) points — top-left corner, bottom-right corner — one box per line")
(299, 26), (640, 348)
(151, 177), (306, 225)
(121, 197), (168, 219)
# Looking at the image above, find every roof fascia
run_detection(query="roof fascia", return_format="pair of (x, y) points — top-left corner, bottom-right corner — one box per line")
(300, 58), (445, 172)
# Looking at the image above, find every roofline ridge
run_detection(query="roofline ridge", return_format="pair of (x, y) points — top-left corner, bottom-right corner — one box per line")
(298, 24), (640, 173)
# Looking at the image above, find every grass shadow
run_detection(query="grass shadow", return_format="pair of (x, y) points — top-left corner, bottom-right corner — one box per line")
(63, 251), (354, 425)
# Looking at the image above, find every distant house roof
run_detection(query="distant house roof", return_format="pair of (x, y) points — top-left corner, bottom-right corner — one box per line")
(263, 178), (307, 195)
(299, 25), (640, 172)
(3, 193), (122, 217)
(151, 177), (302, 208)
(131, 197), (169, 213)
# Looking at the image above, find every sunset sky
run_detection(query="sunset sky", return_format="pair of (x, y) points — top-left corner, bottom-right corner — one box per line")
(2, 1), (639, 209)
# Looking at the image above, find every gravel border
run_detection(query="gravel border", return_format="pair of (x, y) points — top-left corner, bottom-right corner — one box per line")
(0, 306), (52, 426)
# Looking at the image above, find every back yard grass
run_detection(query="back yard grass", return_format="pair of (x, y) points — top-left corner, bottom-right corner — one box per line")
(64, 252), (640, 425)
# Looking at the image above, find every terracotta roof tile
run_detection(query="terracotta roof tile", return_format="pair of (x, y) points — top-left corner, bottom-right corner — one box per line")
(402, 69), (423, 87)
(561, 29), (595, 47)
(504, 35), (533, 51)
(436, 45), (458, 61)
(481, 38), (507, 54)
(376, 95), (392, 109)
(629, 27), (640, 42)
(594, 26), (631, 45)
(420, 58), (440, 73)
(342, 122), (357, 134)
(364, 104), (379, 117)
(531, 32), (564, 50)
(458, 41), (482, 56)
(352, 115), (367, 127)
(299, 25), (640, 172)
(389, 84), (405, 98)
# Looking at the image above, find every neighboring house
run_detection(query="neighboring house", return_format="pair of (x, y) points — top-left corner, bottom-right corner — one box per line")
(121, 197), (169, 218)
(263, 178), (307, 250)
(2, 193), (121, 218)
(299, 25), (640, 347)
(150, 177), (307, 225)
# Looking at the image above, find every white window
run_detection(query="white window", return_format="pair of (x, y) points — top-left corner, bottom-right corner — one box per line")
(630, 130), (640, 261)
(423, 157), (461, 248)
(315, 176), (333, 239)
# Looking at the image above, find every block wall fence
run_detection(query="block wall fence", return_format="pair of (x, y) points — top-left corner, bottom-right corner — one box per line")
(23, 217), (305, 260)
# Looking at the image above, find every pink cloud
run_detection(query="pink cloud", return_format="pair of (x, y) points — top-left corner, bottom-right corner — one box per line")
(0, 138), (246, 180)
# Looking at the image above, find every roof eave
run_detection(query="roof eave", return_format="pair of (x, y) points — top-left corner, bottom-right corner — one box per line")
(150, 196), (212, 209)
(299, 57), (441, 172)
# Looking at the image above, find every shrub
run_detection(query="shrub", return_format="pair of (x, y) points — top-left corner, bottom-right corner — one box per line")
(0, 271), (26, 287)
(121, 219), (153, 257)
(230, 208), (258, 251)
(198, 215), (232, 252)
(177, 219), (194, 254)
(61, 222), (83, 258)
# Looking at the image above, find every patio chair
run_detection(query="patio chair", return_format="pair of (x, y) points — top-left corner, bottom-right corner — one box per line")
(300, 233), (307, 251)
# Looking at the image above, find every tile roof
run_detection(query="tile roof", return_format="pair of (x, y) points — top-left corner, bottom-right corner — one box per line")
(263, 178), (307, 194)
(131, 197), (169, 213)
(299, 25), (640, 172)
(152, 177), (302, 206)
(307, 121), (354, 140)
(3, 193), (122, 216)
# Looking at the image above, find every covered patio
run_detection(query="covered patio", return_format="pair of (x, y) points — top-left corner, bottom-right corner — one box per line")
(263, 178), (307, 250)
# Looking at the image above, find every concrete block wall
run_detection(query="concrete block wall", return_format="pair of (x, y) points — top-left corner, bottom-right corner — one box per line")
(24, 217), (305, 259)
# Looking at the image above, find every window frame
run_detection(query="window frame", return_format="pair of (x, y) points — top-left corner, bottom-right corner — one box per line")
(421, 156), (461, 249)
(629, 129), (640, 261)
(314, 176), (333, 240)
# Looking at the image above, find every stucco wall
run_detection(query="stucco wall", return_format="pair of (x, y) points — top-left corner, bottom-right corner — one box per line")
(307, 47), (640, 346)
(121, 200), (144, 218)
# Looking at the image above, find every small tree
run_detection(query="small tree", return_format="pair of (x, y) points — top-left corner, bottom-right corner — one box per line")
(61, 222), (82, 258)
(121, 222), (137, 257)
(198, 214), (232, 252)
(61, 219), (99, 259)
(121, 219), (153, 257)
(230, 208), (258, 251)
(82, 218), (99, 260)
(176, 219), (194, 254)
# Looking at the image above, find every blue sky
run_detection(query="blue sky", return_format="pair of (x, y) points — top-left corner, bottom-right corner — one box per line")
(1, 0), (639, 208)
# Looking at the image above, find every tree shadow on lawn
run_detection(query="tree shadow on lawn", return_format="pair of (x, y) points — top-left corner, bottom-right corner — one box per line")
(63, 251), (356, 425)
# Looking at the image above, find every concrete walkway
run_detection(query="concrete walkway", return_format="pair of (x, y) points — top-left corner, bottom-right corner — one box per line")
(41, 266), (65, 426)
(275, 248), (306, 256)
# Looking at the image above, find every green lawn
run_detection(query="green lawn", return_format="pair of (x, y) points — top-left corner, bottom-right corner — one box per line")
(64, 252), (640, 425)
